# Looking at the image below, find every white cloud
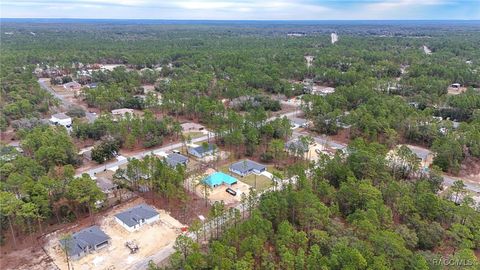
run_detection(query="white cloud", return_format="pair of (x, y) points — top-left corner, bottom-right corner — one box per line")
(366, 0), (448, 11)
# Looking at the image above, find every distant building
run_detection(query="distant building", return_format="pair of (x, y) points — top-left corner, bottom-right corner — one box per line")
(285, 139), (309, 153)
(49, 113), (72, 129)
(405, 145), (434, 170)
(188, 143), (215, 158)
(287, 32), (306, 37)
(229, 96), (258, 109)
(114, 204), (160, 232)
(0, 146), (20, 162)
(203, 172), (237, 188)
(331, 33), (339, 44)
(111, 108), (134, 119)
(311, 86), (335, 96)
(450, 83), (461, 89)
(229, 159), (266, 177)
(181, 122), (205, 132)
(63, 81), (82, 91)
(290, 117), (309, 129)
(59, 226), (111, 260)
(165, 153), (189, 167)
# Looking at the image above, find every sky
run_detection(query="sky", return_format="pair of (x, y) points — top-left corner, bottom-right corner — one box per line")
(1, 0), (479, 20)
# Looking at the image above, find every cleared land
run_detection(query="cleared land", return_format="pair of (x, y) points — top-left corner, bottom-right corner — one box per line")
(44, 199), (184, 270)
(192, 169), (251, 206)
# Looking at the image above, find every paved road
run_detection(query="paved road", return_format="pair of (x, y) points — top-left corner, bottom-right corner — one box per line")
(75, 132), (214, 177)
(38, 79), (97, 123)
(293, 130), (347, 150)
(403, 144), (480, 193)
(75, 109), (299, 178)
(443, 175), (480, 193)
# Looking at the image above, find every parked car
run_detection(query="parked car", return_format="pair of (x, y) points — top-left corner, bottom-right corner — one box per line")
(226, 188), (237, 196)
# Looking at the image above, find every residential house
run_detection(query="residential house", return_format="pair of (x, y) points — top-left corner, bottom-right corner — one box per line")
(59, 226), (111, 260)
(311, 86), (335, 96)
(63, 81), (82, 91)
(188, 143), (215, 158)
(165, 153), (189, 168)
(285, 139), (309, 154)
(111, 108), (134, 119)
(114, 204), (160, 232)
(0, 146), (20, 162)
(229, 159), (266, 177)
(181, 122), (205, 132)
(289, 117), (309, 129)
(49, 113), (72, 129)
(95, 176), (117, 198)
(406, 145), (434, 170)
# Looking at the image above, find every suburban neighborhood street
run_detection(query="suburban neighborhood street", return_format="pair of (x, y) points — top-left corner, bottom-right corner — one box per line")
(75, 132), (215, 177)
(39, 79), (97, 123)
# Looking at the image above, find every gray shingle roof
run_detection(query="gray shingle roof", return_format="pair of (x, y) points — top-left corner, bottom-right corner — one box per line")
(115, 204), (159, 228)
(230, 159), (266, 174)
(191, 144), (215, 155)
(96, 177), (117, 192)
(59, 226), (110, 257)
(166, 153), (188, 167)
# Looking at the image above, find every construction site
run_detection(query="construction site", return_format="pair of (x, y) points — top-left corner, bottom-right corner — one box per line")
(43, 199), (184, 270)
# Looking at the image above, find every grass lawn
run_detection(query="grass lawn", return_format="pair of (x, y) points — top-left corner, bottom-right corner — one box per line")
(218, 164), (272, 192)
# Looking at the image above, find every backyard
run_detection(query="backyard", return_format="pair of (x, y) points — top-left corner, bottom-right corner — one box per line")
(218, 164), (273, 192)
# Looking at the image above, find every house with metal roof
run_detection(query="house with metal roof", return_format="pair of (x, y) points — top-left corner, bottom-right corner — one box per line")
(111, 108), (134, 118)
(285, 139), (309, 153)
(63, 81), (82, 91)
(181, 122), (205, 132)
(203, 172), (237, 188)
(289, 117), (309, 129)
(50, 113), (72, 132)
(114, 204), (159, 232)
(50, 113), (72, 128)
(188, 143), (215, 158)
(165, 153), (188, 168)
(229, 159), (266, 177)
(59, 226), (111, 260)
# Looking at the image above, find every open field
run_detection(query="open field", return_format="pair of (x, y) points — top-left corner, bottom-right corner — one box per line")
(44, 199), (184, 270)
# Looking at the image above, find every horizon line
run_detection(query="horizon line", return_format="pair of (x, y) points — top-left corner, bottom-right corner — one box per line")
(1, 17), (479, 21)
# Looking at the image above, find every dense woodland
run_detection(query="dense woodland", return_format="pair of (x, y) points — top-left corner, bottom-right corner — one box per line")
(1, 20), (479, 268)
(160, 140), (480, 270)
